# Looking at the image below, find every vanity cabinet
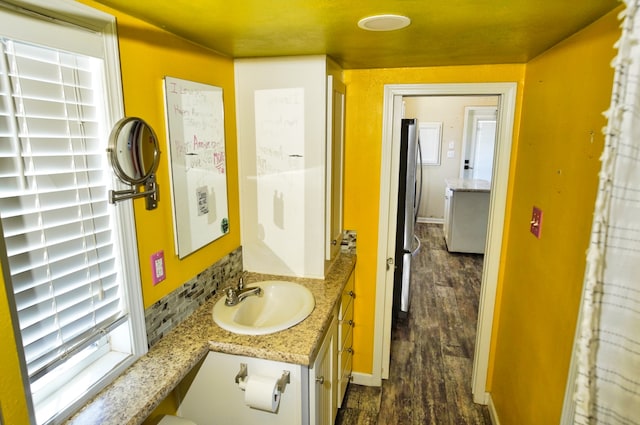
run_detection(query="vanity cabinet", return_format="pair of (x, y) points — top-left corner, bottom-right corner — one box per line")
(235, 56), (345, 279)
(174, 264), (356, 425)
(337, 271), (355, 407)
(176, 318), (341, 425)
(310, 268), (354, 422)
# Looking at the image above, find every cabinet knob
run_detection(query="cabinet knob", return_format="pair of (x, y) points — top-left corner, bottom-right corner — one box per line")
(348, 290), (355, 298)
(332, 239), (337, 245)
(316, 376), (325, 384)
(347, 347), (354, 354)
(348, 319), (354, 327)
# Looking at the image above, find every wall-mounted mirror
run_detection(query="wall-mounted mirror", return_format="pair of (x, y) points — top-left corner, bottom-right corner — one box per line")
(107, 117), (160, 210)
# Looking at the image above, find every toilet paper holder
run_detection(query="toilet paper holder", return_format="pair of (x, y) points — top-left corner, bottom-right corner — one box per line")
(235, 363), (291, 393)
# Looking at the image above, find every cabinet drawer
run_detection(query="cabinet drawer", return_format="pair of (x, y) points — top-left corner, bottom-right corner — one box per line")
(339, 300), (354, 349)
(337, 347), (353, 408)
(338, 356), (353, 408)
(339, 324), (353, 372)
(339, 273), (355, 319)
(339, 348), (353, 383)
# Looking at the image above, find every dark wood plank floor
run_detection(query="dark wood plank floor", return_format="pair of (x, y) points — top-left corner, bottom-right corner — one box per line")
(336, 223), (491, 425)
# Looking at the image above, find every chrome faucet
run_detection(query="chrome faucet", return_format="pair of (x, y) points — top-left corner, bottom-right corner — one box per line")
(225, 274), (262, 306)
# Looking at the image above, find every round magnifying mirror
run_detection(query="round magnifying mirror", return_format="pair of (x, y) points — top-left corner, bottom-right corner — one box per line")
(108, 117), (160, 185)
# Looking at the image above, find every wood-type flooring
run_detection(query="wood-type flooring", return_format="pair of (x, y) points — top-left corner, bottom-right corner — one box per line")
(335, 223), (491, 425)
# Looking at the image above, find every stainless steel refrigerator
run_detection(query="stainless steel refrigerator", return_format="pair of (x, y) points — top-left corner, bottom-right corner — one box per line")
(393, 118), (422, 320)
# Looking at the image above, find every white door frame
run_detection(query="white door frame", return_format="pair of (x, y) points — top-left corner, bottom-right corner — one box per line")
(372, 83), (517, 404)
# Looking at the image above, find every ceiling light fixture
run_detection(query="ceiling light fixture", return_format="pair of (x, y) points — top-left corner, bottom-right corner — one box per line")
(357, 14), (411, 31)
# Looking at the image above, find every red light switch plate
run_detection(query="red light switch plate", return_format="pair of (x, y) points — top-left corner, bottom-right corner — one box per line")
(530, 206), (543, 238)
(151, 251), (166, 285)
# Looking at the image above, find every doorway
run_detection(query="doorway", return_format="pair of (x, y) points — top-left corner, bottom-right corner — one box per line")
(372, 83), (517, 405)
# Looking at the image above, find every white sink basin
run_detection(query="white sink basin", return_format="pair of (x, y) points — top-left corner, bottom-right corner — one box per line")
(212, 280), (315, 335)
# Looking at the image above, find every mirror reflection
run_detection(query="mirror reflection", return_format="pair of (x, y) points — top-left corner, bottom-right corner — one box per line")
(109, 117), (160, 184)
(107, 117), (160, 210)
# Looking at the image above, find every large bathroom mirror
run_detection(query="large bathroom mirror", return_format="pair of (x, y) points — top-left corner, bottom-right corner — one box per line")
(107, 117), (160, 210)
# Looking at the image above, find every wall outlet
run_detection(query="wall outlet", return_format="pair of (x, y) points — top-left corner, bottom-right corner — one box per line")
(530, 206), (543, 238)
(151, 251), (166, 285)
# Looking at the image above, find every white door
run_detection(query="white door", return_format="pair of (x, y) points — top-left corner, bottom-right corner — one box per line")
(461, 107), (498, 182)
(379, 94), (405, 380)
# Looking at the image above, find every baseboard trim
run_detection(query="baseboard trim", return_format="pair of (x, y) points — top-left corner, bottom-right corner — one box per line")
(350, 371), (381, 387)
(473, 389), (490, 405)
(487, 393), (500, 425)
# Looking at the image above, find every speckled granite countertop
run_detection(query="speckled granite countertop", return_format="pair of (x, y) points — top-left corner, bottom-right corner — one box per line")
(64, 253), (356, 425)
(445, 178), (491, 192)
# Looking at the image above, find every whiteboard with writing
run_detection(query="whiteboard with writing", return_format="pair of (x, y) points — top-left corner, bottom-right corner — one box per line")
(163, 76), (229, 258)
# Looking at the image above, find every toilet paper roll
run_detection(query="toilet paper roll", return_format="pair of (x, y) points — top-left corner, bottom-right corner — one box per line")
(243, 375), (281, 413)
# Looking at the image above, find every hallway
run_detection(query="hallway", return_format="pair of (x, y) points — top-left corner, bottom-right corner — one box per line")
(336, 223), (491, 424)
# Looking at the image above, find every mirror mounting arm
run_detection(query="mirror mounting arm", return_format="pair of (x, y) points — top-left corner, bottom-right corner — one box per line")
(109, 173), (159, 210)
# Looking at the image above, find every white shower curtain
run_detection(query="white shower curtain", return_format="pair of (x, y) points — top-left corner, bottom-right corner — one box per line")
(574, 0), (640, 423)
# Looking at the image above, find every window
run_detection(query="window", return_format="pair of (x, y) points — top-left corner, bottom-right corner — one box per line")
(0, 2), (146, 424)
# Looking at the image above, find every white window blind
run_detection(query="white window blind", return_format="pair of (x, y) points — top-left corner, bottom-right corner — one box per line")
(0, 38), (124, 380)
(0, 3), (146, 423)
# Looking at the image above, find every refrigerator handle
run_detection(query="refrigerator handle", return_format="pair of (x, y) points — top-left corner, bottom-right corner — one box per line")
(411, 234), (421, 256)
(414, 140), (424, 223)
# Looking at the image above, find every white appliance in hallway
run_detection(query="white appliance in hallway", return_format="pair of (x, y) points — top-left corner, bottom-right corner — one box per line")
(443, 178), (490, 254)
(393, 118), (422, 319)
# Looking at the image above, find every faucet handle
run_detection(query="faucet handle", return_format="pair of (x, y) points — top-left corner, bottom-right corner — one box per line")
(238, 272), (248, 290)
(225, 287), (238, 306)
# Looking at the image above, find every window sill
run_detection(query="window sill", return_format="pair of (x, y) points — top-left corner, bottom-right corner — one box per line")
(36, 351), (130, 425)
(62, 310), (212, 425)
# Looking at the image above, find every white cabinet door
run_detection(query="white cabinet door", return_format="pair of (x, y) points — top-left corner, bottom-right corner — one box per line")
(309, 315), (337, 425)
(326, 75), (346, 262)
(177, 352), (306, 425)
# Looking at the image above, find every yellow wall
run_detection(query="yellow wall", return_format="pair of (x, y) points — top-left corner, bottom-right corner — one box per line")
(489, 8), (620, 424)
(0, 258), (30, 424)
(342, 65), (525, 373)
(0, 1), (239, 420)
(83, 1), (241, 308)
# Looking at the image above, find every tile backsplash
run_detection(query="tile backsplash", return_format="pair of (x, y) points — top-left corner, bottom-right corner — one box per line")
(144, 247), (242, 348)
(341, 229), (357, 254)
